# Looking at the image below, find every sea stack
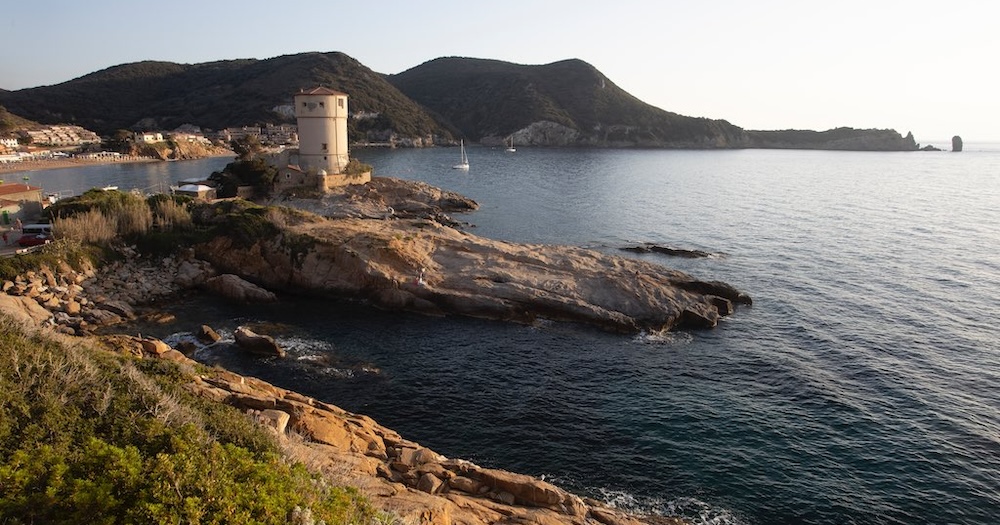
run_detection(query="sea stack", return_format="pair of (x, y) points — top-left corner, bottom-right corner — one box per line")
(952, 135), (963, 152)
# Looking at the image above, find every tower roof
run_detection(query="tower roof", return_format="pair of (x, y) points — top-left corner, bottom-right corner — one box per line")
(296, 87), (348, 97)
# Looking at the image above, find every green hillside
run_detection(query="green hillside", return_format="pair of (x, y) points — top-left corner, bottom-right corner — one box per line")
(0, 52), (919, 151)
(388, 57), (750, 148)
(0, 105), (41, 134)
(0, 53), (449, 142)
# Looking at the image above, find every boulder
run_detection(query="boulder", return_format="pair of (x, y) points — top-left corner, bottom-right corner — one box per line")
(100, 300), (135, 319)
(0, 294), (54, 324)
(233, 326), (285, 357)
(86, 308), (123, 326)
(139, 338), (171, 356)
(205, 274), (277, 303)
(197, 324), (222, 344)
(417, 473), (444, 495)
(952, 135), (963, 152)
(174, 259), (216, 288)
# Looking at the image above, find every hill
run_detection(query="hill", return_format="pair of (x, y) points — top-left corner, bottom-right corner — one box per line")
(0, 52), (918, 151)
(748, 127), (918, 151)
(388, 57), (750, 148)
(0, 105), (41, 135)
(0, 52), (449, 144)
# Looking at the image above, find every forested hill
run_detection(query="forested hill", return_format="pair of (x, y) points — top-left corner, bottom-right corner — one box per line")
(0, 52), (448, 144)
(1, 52), (919, 151)
(388, 57), (750, 148)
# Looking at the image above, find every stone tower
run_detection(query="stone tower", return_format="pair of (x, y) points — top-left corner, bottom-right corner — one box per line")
(294, 87), (349, 174)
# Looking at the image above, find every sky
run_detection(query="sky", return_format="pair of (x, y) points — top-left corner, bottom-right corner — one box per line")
(2, 0), (997, 143)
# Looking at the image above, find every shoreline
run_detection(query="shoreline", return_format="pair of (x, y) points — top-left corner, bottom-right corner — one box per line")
(0, 152), (236, 176)
(0, 156), (159, 175)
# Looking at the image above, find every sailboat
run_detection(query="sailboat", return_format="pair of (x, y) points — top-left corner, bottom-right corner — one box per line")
(452, 140), (470, 170)
(506, 135), (516, 152)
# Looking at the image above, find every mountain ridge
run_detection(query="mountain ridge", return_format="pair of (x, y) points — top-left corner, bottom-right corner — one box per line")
(0, 52), (917, 151)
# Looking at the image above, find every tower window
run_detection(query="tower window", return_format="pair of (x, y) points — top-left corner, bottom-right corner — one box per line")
(338, 98), (344, 108)
(319, 102), (324, 108)
(322, 143), (328, 151)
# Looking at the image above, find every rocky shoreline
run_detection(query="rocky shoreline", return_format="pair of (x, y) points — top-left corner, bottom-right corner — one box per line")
(0, 257), (684, 525)
(0, 176), (750, 524)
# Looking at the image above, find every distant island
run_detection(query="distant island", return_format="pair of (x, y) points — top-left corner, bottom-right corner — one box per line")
(1, 51), (921, 152)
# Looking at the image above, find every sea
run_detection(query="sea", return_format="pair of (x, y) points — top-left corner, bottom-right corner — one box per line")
(9, 144), (1000, 525)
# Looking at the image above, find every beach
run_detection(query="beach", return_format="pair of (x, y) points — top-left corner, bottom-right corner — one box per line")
(0, 155), (159, 175)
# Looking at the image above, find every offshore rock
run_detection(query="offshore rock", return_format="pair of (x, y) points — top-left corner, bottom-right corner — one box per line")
(952, 135), (963, 152)
(233, 326), (285, 357)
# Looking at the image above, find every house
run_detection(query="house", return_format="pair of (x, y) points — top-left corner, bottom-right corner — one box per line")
(173, 184), (216, 201)
(135, 132), (165, 144)
(0, 183), (44, 224)
(0, 137), (18, 148)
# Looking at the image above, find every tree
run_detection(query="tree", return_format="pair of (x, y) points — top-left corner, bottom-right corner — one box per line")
(230, 135), (262, 160)
(104, 129), (134, 153)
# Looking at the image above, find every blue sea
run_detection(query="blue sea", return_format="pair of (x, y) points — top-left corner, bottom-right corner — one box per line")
(14, 145), (1000, 525)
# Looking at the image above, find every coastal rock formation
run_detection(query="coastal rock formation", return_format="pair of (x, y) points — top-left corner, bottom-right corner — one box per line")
(233, 326), (285, 357)
(204, 274), (277, 302)
(952, 135), (963, 152)
(103, 335), (682, 525)
(620, 243), (715, 259)
(196, 182), (749, 333)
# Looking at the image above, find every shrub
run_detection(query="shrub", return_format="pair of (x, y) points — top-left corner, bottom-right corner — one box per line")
(0, 317), (381, 524)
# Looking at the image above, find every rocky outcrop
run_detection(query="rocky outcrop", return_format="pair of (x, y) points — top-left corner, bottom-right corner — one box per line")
(952, 135), (963, 152)
(204, 274), (277, 302)
(195, 208), (748, 333)
(233, 326), (285, 357)
(103, 335), (682, 525)
(274, 176), (478, 226)
(620, 243), (714, 259)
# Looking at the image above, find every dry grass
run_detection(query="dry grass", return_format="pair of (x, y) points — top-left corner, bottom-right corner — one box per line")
(53, 209), (118, 245)
(116, 197), (153, 236)
(54, 196), (195, 245)
(154, 198), (193, 230)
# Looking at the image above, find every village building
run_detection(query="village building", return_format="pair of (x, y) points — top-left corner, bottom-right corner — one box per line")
(134, 131), (165, 144)
(0, 183), (44, 224)
(20, 126), (100, 146)
(269, 87), (370, 194)
(173, 184), (217, 201)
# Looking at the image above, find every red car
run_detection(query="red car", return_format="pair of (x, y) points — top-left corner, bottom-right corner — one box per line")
(17, 233), (51, 247)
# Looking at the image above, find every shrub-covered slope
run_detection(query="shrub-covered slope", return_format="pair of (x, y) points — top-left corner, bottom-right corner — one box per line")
(0, 52), (448, 143)
(388, 57), (751, 148)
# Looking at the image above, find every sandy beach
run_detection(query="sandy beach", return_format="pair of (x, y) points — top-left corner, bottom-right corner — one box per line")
(0, 156), (159, 175)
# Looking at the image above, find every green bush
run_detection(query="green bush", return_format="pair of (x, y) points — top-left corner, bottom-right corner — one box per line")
(0, 317), (380, 524)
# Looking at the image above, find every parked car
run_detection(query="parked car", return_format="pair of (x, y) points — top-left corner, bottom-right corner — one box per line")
(17, 233), (51, 247)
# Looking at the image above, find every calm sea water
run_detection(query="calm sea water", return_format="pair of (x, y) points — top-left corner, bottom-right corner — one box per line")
(23, 147), (1000, 525)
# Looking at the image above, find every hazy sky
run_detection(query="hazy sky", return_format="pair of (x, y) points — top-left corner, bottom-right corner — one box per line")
(2, 0), (997, 142)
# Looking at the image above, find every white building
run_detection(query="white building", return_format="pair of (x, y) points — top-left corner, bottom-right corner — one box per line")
(135, 131), (164, 144)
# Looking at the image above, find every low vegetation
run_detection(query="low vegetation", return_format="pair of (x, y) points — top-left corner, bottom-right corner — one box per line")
(0, 239), (105, 281)
(209, 158), (277, 199)
(48, 189), (196, 247)
(0, 317), (382, 524)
